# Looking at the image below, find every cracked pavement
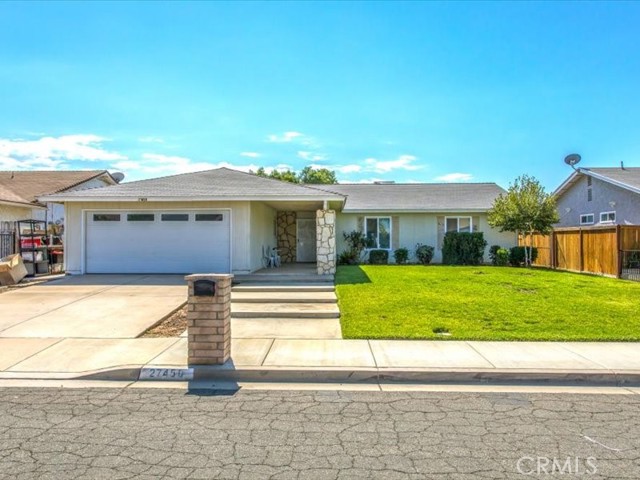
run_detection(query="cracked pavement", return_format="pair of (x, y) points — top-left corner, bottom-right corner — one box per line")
(0, 388), (638, 479)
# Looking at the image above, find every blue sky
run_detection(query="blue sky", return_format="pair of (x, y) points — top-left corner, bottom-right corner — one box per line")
(1, 1), (639, 190)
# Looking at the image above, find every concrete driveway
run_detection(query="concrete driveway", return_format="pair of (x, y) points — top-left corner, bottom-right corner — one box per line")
(0, 275), (186, 338)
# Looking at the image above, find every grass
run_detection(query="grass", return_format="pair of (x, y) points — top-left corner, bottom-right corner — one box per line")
(335, 265), (640, 341)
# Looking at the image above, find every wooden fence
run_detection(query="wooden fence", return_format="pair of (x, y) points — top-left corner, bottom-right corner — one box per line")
(518, 225), (640, 279)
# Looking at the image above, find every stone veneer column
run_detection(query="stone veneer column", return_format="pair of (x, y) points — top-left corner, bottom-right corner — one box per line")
(316, 209), (336, 275)
(185, 273), (233, 365)
(276, 211), (297, 263)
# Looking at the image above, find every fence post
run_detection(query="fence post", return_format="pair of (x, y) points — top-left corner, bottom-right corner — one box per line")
(549, 231), (555, 269)
(579, 228), (584, 272)
(616, 224), (622, 278)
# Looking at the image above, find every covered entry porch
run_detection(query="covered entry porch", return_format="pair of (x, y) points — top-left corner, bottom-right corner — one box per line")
(260, 200), (336, 276)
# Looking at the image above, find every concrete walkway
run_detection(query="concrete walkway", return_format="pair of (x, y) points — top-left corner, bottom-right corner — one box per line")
(1, 337), (639, 386)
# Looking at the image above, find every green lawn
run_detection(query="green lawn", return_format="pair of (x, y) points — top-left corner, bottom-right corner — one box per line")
(336, 265), (640, 341)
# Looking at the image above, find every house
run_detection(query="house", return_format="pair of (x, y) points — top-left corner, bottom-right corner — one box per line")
(554, 166), (640, 227)
(0, 170), (119, 233)
(39, 168), (516, 276)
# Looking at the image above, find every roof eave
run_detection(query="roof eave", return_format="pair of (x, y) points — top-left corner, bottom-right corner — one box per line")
(38, 194), (346, 203)
(341, 207), (491, 213)
(584, 169), (640, 195)
(0, 199), (46, 209)
(553, 171), (579, 198)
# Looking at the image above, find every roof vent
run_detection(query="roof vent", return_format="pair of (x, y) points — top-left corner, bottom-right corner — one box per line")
(374, 180), (395, 185)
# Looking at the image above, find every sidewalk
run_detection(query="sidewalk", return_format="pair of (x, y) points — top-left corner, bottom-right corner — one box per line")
(1, 337), (639, 386)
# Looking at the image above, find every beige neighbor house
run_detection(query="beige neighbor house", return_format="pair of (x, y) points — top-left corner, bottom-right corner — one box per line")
(0, 170), (119, 233)
(0, 170), (119, 258)
(40, 168), (516, 276)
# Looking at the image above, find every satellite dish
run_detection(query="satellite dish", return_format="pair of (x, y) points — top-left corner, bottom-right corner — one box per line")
(564, 153), (581, 169)
(111, 172), (125, 183)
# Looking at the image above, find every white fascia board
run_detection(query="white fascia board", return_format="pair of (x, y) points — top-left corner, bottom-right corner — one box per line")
(38, 194), (346, 203)
(342, 208), (489, 213)
(552, 170), (580, 197)
(0, 200), (45, 209)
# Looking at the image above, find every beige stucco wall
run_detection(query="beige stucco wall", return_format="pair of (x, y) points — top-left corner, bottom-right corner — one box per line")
(0, 204), (33, 231)
(64, 201), (251, 275)
(249, 202), (277, 271)
(335, 212), (516, 263)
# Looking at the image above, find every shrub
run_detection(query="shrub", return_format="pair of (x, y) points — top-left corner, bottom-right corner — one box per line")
(442, 232), (487, 265)
(393, 247), (409, 264)
(415, 244), (435, 265)
(369, 249), (389, 265)
(489, 245), (501, 265)
(338, 230), (372, 265)
(509, 246), (538, 266)
(495, 248), (510, 266)
(337, 251), (355, 265)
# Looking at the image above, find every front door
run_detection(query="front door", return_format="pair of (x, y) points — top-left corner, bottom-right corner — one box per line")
(296, 219), (317, 262)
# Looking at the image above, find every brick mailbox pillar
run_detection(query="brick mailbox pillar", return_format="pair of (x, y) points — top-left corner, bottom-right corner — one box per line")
(185, 273), (233, 365)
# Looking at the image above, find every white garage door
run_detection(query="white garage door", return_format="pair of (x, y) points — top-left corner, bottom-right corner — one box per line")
(85, 210), (231, 274)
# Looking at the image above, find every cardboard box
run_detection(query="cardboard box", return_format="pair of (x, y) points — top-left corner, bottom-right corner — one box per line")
(0, 254), (28, 286)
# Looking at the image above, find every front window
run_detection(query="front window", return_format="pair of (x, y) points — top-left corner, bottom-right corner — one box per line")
(446, 216), (472, 233)
(580, 214), (595, 225)
(365, 217), (391, 249)
(600, 211), (616, 223)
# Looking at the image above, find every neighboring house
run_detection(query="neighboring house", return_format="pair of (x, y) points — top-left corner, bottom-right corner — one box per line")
(40, 168), (516, 276)
(0, 170), (119, 233)
(554, 167), (640, 227)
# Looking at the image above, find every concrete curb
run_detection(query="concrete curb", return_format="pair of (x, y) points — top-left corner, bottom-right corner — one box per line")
(2, 366), (640, 387)
(186, 366), (640, 386)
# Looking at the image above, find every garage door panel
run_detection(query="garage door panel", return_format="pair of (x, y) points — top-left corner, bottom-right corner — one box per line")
(86, 211), (230, 274)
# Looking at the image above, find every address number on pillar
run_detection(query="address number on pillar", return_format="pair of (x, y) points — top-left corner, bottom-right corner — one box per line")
(139, 368), (194, 381)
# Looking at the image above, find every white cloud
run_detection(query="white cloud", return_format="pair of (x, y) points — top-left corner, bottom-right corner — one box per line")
(0, 134), (126, 170)
(240, 152), (261, 158)
(335, 164), (362, 174)
(363, 154), (422, 174)
(111, 153), (267, 180)
(435, 172), (473, 182)
(297, 151), (328, 162)
(267, 131), (304, 143)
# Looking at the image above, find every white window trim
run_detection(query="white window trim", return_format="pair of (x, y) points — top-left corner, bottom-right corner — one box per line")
(364, 216), (392, 250)
(445, 216), (473, 233)
(600, 211), (616, 224)
(580, 213), (595, 225)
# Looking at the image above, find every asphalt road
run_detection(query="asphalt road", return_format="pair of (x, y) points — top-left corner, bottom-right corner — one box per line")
(0, 387), (639, 479)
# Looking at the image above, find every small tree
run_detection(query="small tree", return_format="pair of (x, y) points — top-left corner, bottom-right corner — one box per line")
(298, 166), (337, 184)
(487, 175), (559, 267)
(252, 166), (337, 184)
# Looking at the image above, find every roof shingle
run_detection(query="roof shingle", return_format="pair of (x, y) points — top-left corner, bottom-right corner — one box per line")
(40, 168), (345, 200)
(314, 183), (505, 211)
(0, 170), (111, 204)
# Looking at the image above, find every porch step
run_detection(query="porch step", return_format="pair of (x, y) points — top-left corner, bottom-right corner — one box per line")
(232, 291), (336, 304)
(231, 318), (342, 339)
(231, 302), (340, 319)
(234, 274), (334, 284)
(232, 284), (335, 293)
